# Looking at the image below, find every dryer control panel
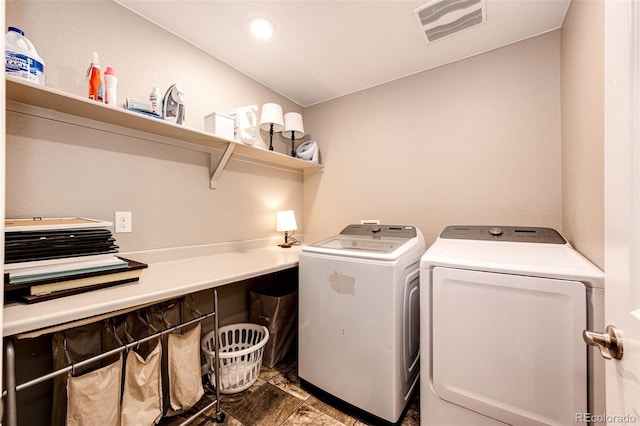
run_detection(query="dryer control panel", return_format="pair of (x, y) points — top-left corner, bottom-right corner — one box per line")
(339, 224), (417, 239)
(440, 225), (566, 244)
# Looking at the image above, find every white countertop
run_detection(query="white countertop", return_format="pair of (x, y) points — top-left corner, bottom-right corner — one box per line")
(4, 244), (301, 337)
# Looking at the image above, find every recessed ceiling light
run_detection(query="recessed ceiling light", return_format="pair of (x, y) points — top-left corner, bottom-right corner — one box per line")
(248, 16), (276, 40)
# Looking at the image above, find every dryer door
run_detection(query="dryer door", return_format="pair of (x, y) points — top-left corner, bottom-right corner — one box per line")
(431, 267), (587, 425)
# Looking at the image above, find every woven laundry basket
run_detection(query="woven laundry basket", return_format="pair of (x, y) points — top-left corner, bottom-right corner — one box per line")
(201, 323), (269, 394)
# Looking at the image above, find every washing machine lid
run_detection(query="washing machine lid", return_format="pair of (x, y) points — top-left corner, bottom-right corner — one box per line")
(421, 225), (604, 288)
(302, 224), (424, 261)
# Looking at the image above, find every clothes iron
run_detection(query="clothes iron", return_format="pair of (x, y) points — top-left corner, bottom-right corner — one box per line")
(229, 105), (259, 145)
(162, 84), (185, 125)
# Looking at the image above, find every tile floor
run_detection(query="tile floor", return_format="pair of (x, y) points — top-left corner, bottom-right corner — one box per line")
(160, 353), (420, 426)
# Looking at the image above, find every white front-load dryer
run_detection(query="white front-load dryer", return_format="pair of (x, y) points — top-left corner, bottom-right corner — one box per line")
(299, 224), (426, 423)
(420, 226), (605, 425)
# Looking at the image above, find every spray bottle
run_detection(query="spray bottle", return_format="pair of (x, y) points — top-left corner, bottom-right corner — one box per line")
(87, 52), (103, 102)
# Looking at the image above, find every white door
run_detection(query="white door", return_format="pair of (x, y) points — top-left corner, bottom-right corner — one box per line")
(0, 0), (5, 422)
(601, 0), (640, 422)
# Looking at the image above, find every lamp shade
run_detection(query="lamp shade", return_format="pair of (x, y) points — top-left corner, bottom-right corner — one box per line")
(276, 210), (298, 232)
(259, 103), (284, 132)
(282, 112), (305, 139)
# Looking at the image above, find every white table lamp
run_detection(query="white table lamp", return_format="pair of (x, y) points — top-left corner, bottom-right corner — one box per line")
(276, 210), (298, 248)
(282, 112), (305, 157)
(259, 103), (284, 151)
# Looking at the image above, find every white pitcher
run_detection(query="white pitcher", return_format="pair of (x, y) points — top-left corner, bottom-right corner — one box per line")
(229, 105), (258, 145)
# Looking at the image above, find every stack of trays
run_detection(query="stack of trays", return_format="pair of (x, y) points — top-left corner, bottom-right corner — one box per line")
(4, 217), (147, 304)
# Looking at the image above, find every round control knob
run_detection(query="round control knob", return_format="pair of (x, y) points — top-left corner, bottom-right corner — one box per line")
(371, 226), (381, 233)
(489, 227), (503, 237)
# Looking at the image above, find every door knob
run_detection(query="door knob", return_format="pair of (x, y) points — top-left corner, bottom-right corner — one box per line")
(583, 324), (624, 360)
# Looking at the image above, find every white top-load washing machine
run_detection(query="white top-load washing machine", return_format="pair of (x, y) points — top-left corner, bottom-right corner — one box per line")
(299, 224), (426, 423)
(420, 225), (605, 426)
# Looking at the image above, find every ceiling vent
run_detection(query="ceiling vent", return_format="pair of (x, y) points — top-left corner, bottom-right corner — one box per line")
(414, 0), (487, 43)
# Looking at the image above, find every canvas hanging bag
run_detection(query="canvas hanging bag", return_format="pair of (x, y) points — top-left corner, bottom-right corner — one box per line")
(51, 323), (104, 426)
(147, 301), (181, 415)
(166, 322), (204, 414)
(121, 340), (163, 426)
(66, 354), (123, 426)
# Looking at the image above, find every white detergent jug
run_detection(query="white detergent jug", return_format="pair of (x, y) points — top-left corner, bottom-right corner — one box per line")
(230, 105), (258, 145)
(5, 27), (45, 85)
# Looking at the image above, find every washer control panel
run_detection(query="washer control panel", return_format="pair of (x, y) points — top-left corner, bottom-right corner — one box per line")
(439, 225), (566, 244)
(339, 224), (417, 239)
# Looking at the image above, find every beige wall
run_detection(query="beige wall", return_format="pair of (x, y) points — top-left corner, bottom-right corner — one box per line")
(561, 0), (605, 269)
(304, 31), (562, 245)
(6, 0), (304, 252)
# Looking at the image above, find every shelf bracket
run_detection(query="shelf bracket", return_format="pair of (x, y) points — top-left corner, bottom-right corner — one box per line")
(210, 144), (236, 189)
